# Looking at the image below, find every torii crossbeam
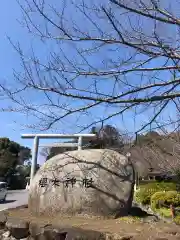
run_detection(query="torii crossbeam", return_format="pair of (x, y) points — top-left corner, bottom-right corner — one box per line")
(21, 133), (96, 184)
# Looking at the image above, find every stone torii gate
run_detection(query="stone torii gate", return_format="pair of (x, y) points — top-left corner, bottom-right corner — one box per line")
(21, 133), (96, 184)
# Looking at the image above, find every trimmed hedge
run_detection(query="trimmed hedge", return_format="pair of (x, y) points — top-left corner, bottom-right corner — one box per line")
(135, 182), (177, 205)
(151, 191), (180, 210)
(150, 191), (166, 210)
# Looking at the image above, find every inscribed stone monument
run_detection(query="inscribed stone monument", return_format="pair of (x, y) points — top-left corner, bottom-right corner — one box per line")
(28, 149), (135, 217)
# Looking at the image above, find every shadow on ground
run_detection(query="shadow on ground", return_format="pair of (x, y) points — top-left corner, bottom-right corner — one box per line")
(114, 206), (156, 219)
(0, 200), (16, 204)
(129, 207), (153, 217)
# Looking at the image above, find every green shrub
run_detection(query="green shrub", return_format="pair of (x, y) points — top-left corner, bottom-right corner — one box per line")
(151, 191), (166, 210)
(135, 182), (177, 205)
(156, 207), (172, 218)
(165, 191), (180, 206)
(136, 187), (158, 205)
(174, 216), (180, 225)
(151, 191), (180, 210)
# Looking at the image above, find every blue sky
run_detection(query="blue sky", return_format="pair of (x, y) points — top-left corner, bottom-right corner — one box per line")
(0, 0), (47, 162)
(0, 0), (25, 141)
(0, 1), (179, 163)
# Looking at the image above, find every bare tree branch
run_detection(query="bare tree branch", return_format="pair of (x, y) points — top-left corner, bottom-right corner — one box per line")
(0, 0), (180, 134)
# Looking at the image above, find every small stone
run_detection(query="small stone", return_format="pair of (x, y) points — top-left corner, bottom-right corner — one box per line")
(29, 223), (67, 240)
(10, 237), (18, 240)
(109, 236), (130, 240)
(143, 215), (159, 223)
(0, 211), (8, 229)
(25, 237), (34, 240)
(29, 223), (48, 237)
(119, 236), (133, 240)
(106, 233), (131, 240)
(44, 226), (67, 240)
(105, 233), (113, 240)
(164, 227), (180, 236)
(6, 218), (29, 239)
(61, 227), (104, 240)
(110, 232), (138, 240)
(166, 230), (177, 235)
(2, 231), (11, 238)
(0, 229), (6, 235)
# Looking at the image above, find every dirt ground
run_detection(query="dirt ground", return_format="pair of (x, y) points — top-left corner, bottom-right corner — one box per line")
(6, 207), (180, 240)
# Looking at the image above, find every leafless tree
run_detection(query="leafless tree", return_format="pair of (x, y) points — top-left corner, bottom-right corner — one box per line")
(40, 147), (50, 159)
(0, 0), (180, 135)
(131, 130), (180, 176)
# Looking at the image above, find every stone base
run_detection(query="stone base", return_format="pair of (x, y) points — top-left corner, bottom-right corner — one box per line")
(0, 211), (111, 240)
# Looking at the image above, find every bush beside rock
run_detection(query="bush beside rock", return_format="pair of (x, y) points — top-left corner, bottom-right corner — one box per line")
(6, 217), (29, 239)
(151, 191), (180, 210)
(135, 182), (177, 205)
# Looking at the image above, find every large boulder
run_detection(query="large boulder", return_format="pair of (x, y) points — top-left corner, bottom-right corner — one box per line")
(29, 149), (135, 217)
